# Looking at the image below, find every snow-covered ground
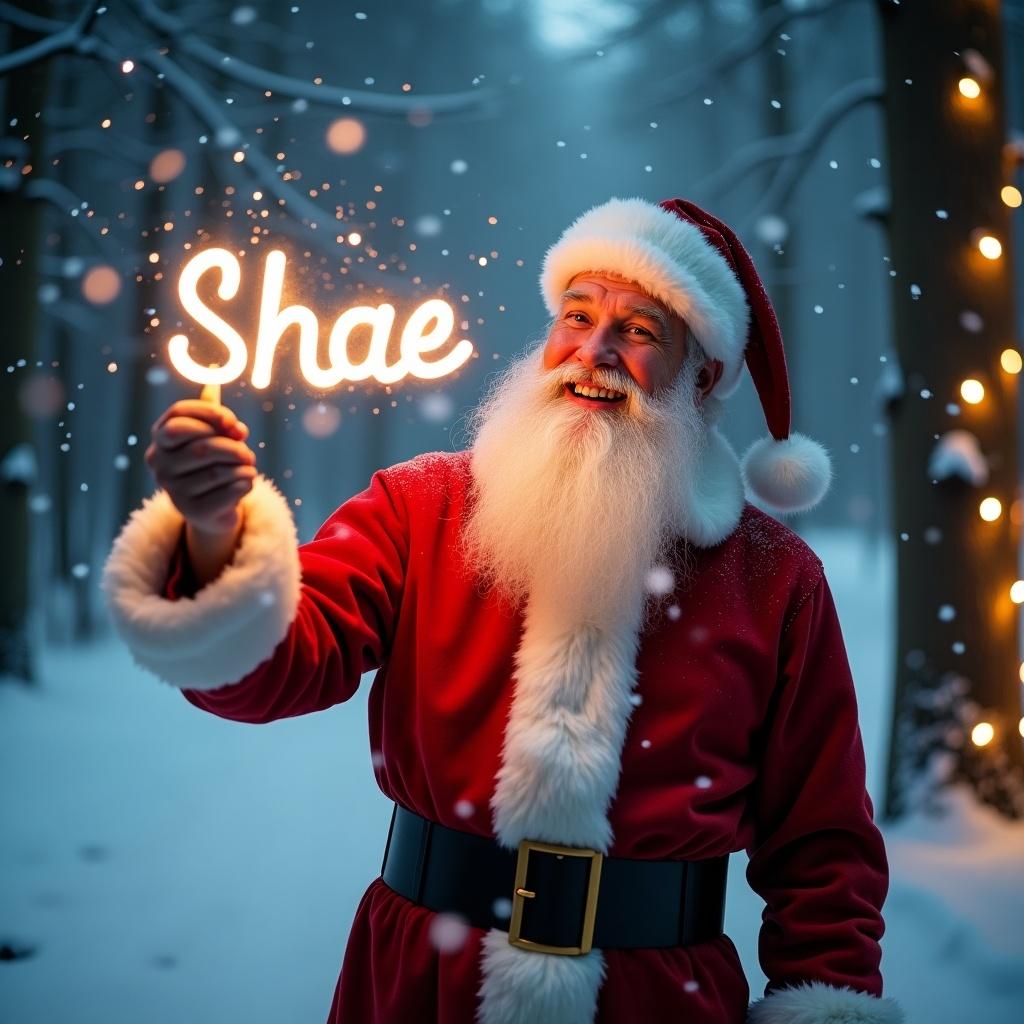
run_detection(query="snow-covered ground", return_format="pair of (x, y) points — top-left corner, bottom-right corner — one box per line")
(2, 528), (1023, 1023)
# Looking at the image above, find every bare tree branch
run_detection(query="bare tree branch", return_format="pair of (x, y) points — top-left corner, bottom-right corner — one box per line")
(567, 0), (682, 59)
(129, 0), (496, 118)
(48, 128), (161, 165)
(739, 77), (884, 231)
(0, 2), (67, 34)
(20, 177), (123, 261)
(0, 0), (100, 76)
(647, 0), (864, 108)
(697, 77), (884, 203)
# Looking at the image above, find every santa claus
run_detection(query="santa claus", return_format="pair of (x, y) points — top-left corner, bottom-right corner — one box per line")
(103, 198), (903, 1024)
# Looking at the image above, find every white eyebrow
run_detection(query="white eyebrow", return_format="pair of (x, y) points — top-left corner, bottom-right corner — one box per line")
(559, 291), (671, 338)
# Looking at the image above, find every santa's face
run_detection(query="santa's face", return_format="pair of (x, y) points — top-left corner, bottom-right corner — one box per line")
(541, 273), (691, 402)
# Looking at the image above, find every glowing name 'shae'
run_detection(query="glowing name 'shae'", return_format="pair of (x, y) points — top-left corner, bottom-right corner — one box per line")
(167, 248), (474, 390)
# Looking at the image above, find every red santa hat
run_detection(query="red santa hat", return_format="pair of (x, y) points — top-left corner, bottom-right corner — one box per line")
(539, 196), (832, 515)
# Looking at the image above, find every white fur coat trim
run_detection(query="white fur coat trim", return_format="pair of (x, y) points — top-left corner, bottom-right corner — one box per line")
(748, 982), (905, 1023)
(101, 474), (301, 691)
(477, 596), (645, 1023)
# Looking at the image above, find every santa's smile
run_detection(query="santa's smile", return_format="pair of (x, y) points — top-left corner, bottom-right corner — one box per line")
(564, 381), (628, 406)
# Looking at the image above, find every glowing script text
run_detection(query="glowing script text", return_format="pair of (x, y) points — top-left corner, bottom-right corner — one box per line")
(167, 248), (474, 390)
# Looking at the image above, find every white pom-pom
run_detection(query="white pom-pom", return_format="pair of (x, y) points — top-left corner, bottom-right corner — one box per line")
(741, 432), (832, 514)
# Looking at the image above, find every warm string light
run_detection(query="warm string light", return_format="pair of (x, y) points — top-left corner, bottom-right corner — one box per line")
(971, 721), (995, 747)
(976, 234), (1003, 260)
(979, 497), (1003, 522)
(960, 378), (985, 404)
(1011, 581), (1024, 604)
(1000, 349), (1023, 375)
(958, 76), (981, 99)
(1002, 185), (1022, 209)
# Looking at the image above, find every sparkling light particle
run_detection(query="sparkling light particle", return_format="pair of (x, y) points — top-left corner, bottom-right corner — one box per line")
(959, 379), (984, 404)
(1010, 580), (1024, 604)
(121, 59), (135, 74)
(346, 231), (362, 245)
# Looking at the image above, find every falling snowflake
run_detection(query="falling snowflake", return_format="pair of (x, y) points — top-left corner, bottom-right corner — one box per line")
(492, 897), (512, 920)
(415, 214), (443, 237)
(419, 393), (455, 424)
(753, 211), (790, 243)
(429, 913), (470, 953)
(645, 565), (674, 596)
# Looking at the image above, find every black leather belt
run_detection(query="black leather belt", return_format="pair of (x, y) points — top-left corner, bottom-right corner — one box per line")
(380, 803), (728, 955)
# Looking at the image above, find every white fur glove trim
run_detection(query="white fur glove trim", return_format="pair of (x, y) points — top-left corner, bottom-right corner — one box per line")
(748, 981), (904, 1023)
(101, 474), (301, 691)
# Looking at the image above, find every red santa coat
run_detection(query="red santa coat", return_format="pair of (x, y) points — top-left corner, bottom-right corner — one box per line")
(103, 448), (897, 1024)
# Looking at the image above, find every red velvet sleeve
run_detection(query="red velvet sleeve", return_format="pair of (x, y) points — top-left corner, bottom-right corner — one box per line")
(745, 572), (888, 998)
(178, 469), (408, 724)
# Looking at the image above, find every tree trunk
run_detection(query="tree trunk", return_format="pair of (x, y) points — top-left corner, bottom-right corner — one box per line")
(0, 18), (52, 681)
(878, 0), (1023, 818)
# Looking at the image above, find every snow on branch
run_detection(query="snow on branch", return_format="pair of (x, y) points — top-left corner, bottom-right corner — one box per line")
(648, 0), (865, 108)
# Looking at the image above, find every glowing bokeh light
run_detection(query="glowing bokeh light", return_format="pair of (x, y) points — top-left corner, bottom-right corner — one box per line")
(149, 148), (186, 183)
(81, 265), (121, 305)
(326, 117), (366, 155)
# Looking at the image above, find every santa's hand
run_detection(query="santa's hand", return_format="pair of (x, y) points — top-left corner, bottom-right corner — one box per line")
(145, 399), (256, 538)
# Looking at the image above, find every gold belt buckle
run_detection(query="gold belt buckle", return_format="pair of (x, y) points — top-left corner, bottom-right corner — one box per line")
(507, 839), (604, 955)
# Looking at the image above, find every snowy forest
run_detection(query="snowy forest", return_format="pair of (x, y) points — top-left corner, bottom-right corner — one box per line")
(2, 1), (1024, 1022)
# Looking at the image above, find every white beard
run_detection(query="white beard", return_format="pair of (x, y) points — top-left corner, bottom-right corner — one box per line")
(461, 342), (708, 632)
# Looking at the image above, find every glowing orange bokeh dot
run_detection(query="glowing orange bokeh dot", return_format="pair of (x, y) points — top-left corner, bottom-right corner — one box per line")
(81, 265), (121, 305)
(326, 117), (366, 155)
(149, 148), (186, 184)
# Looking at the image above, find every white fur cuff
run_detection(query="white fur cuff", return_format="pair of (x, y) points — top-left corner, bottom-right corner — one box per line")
(748, 981), (905, 1023)
(101, 474), (302, 691)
